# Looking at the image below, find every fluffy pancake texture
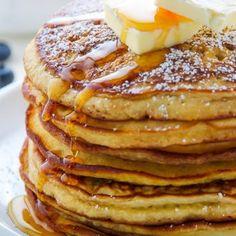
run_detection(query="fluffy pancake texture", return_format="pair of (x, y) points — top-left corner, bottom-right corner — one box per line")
(23, 78), (236, 155)
(24, 186), (236, 236)
(24, 105), (236, 187)
(21, 140), (236, 235)
(18, 0), (236, 235)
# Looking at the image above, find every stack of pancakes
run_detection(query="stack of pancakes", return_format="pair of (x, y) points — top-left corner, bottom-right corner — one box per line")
(20, 0), (236, 235)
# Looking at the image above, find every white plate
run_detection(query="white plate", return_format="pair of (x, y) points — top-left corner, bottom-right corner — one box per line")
(0, 82), (27, 235)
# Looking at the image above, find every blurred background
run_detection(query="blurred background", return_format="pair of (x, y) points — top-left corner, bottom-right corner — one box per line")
(0, 0), (70, 89)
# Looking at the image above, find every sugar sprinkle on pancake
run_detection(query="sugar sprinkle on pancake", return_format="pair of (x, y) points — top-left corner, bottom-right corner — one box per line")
(25, 17), (236, 120)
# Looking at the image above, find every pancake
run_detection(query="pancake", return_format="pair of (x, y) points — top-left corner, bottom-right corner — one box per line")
(24, 104), (236, 168)
(25, 105), (236, 186)
(23, 77), (236, 155)
(24, 8), (236, 122)
(25, 188), (104, 236)
(23, 76), (236, 153)
(20, 139), (236, 235)
(50, 104), (236, 149)
(18, 0), (236, 235)
(25, 187), (236, 236)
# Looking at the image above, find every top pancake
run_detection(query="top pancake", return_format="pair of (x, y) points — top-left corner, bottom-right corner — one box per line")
(24, 0), (236, 121)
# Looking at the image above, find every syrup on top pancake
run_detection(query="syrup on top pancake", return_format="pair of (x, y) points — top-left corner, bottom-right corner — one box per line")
(36, 22), (236, 95)
(24, 0), (236, 122)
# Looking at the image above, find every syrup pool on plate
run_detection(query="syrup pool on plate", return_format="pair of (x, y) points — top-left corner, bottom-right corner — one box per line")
(8, 195), (61, 236)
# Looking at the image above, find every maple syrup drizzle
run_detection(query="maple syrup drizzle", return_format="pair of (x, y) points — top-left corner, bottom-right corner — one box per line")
(57, 10), (176, 111)
(44, 40), (166, 113)
(61, 39), (122, 82)
(41, 100), (56, 122)
(60, 173), (80, 187)
(8, 196), (60, 236)
(80, 40), (121, 62)
(60, 37), (139, 110)
(36, 172), (48, 193)
(47, 78), (70, 101)
(118, 7), (191, 43)
(47, 12), (104, 27)
(175, 25), (181, 43)
(75, 64), (138, 110)
(121, 25), (129, 43)
(157, 30), (169, 48)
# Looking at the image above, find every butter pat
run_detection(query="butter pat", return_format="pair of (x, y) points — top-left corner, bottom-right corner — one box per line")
(157, 0), (236, 31)
(111, 0), (157, 23)
(104, 0), (202, 54)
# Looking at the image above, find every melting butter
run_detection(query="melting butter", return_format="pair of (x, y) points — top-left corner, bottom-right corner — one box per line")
(157, 0), (236, 31)
(104, 0), (202, 54)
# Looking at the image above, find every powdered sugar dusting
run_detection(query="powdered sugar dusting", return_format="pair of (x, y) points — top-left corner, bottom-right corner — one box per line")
(37, 20), (117, 72)
(140, 48), (206, 84)
(112, 28), (236, 95)
(36, 8), (236, 96)
(135, 28), (236, 93)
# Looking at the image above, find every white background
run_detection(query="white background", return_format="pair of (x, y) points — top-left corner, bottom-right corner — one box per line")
(0, 0), (71, 84)
(0, 0), (70, 34)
